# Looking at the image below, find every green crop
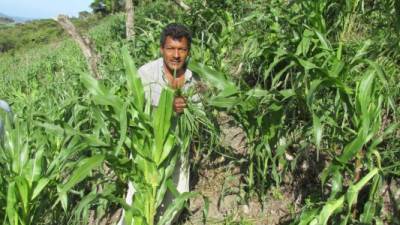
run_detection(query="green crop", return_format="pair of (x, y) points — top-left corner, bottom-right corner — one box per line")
(0, 0), (400, 224)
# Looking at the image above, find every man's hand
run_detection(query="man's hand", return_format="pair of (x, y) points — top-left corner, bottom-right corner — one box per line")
(173, 96), (186, 113)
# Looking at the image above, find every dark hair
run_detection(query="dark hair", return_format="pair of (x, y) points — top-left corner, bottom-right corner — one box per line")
(160, 23), (192, 49)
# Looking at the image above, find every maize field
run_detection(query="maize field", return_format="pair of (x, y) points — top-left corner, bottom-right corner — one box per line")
(0, 0), (399, 224)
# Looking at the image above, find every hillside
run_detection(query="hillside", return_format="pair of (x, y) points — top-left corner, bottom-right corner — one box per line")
(0, 16), (13, 24)
(0, 12), (14, 24)
(0, 14), (99, 53)
(0, 12), (36, 23)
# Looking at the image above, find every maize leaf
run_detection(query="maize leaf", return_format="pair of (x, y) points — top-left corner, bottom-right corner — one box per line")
(122, 46), (145, 112)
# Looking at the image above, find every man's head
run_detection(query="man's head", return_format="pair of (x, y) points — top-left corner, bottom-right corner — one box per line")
(160, 23), (192, 75)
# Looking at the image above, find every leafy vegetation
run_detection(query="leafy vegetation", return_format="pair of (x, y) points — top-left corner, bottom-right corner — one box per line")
(0, 16), (100, 53)
(1, 0), (400, 224)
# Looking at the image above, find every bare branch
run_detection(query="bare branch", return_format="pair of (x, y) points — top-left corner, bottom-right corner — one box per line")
(55, 15), (102, 79)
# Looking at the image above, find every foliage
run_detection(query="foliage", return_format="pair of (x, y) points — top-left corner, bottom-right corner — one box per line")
(0, 0), (400, 224)
(90, 0), (125, 15)
(0, 16), (100, 54)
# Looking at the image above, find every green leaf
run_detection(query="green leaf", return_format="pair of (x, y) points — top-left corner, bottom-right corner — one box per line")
(153, 88), (174, 157)
(329, 58), (344, 78)
(58, 189), (68, 212)
(217, 85), (238, 98)
(122, 46), (145, 112)
(318, 196), (345, 225)
(279, 89), (296, 100)
(29, 148), (44, 183)
(15, 176), (30, 213)
(115, 102), (128, 156)
(357, 72), (375, 116)
(307, 79), (323, 108)
(73, 192), (98, 222)
(31, 178), (49, 200)
(297, 208), (319, 225)
(314, 30), (331, 50)
(264, 55), (284, 80)
(346, 168), (379, 209)
(59, 154), (105, 193)
(80, 72), (123, 114)
(321, 163), (340, 191)
(351, 39), (372, 64)
(297, 57), (318, 70)
(330, 170), (343, 199)
(338, 133), (365, 164)
(209, 96), (239, 108)
(157, 134), (176, 167)
(312, 113), (323, 157)
(202, 195), (210, 224)
(6, 182), (18, 225)
(188, 61), (236, 91)
(360, 201), (375, 224)
(157, 191), (198, 225)
(271, 62), (295, 88)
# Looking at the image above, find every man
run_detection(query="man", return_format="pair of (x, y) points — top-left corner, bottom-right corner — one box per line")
(119, 23), (194, 225)
(138, 23), (194, 112)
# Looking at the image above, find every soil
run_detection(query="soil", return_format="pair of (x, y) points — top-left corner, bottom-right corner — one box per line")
(106, 150), (400, 225)
(176, 155), (297, 225)
(176, 154), (400, 225)
(175, 112), (298, 225)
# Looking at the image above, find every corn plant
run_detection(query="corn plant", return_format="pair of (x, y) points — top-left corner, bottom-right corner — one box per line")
(0, 99), (105, 224)
(296, 168), (381, 225)
(188, 60), (294, 196)
(1, 1), (400, 224)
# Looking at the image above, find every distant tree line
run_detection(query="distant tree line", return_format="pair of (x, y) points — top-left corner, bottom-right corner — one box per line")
(90, 0), (133, 15)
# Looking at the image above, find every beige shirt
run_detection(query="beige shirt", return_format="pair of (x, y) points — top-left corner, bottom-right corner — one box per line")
(138, 57), (196, 106)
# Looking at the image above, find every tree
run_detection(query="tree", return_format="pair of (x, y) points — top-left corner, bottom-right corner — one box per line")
(125, 0), (135, 40)
(78, 11), (91, 19)
(90, 0), (125, 15)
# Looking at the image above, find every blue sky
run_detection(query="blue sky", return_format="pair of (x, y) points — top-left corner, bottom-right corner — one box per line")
(0, 0), (93, 19)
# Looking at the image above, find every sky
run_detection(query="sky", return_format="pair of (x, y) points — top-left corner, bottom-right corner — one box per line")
(0, 0), (93, 19)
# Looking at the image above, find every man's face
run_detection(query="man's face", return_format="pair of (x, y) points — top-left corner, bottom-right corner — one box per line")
(160, 36), (189, 74)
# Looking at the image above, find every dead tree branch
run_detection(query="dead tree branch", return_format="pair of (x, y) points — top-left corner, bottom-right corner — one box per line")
(56, 15), (102, 79)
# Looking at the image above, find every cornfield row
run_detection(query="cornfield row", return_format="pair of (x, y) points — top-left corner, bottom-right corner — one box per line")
(0, 0), (399, 224)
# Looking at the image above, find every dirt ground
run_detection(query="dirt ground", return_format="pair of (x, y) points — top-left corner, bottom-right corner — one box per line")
(106, 154), (400, 225)
(176, 155), (297, 225)
(175, 112), (302, 225)
(106, 110), (400, 225)
(176, 154), (400, 225)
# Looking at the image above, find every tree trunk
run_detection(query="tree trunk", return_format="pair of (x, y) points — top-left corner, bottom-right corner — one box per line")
(125, 0), (135, 40)
(56, 15), (101, 79)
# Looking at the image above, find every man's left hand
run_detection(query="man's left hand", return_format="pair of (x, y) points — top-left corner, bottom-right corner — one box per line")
(173, 96), (186, 113)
